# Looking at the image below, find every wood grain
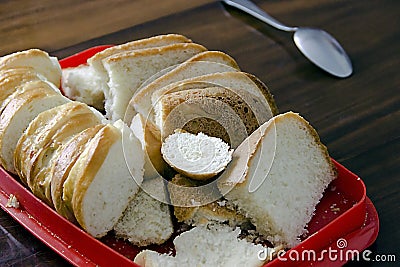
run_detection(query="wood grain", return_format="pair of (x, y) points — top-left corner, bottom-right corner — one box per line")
(0, 0), (214, 56)
(0, 0), (399, 266)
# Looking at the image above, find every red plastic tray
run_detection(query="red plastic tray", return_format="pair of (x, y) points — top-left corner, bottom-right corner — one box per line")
(0, 46), (379, 266)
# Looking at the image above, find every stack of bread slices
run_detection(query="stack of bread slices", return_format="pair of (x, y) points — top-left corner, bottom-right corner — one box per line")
(0, 34), (337, 266)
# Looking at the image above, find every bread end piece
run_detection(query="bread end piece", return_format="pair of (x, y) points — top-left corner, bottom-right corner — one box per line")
(218, 112), (337, 247)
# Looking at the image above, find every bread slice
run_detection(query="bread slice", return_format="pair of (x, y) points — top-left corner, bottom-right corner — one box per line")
(161, 130), (233, 180)
(50, 124), (105, 222)
(134, 224), (272, 267)
(130, 113), (170, 179)
(65, 120), (144, 237)
(103, 42), (207, 122)
(62, 34), (191, 110)
(152, 71), (278, 125)
(0, 80), (69, 174)
(14, 102), (103, 205)
(0, 49), (61, 87)
(157, 86), (264, 147)
(130, 51), (240, 123)
(0, 67), (44, 110)
(217, 112), (337, 247)
(169, 174), (248, 227)
(113, 177), (173, 246)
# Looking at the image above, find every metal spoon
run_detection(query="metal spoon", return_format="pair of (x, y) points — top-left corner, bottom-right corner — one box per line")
(223, 0), (353, 78)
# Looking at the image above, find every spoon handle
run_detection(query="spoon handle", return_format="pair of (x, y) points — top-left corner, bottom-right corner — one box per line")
(223, 0), (297, 32)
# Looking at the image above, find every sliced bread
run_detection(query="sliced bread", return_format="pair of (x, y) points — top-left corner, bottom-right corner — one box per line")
(161, 130), (233, 180)
(103, 42), (207, 122)
(64, 120), (144, 237)
(130, 51), (240, 123)
(217, 112), (337, 247)
(134, 224), (272, 267)
(51, 124), (105, 222)
(0, 80), (69, 174)
(113, 177), (174, 246)
(0, 67), (44, 109)
(130, 113), (170, 179)
(14, 102), (103, 205)
(152, 71), (278, 126)
(0, 49), (61, 87)
(156, 86), (262, 147)
(62, 34), (191, 110)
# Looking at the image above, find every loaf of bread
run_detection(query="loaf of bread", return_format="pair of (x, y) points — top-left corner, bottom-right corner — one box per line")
(134, 224), (272, 267)
(0, 35), (338, 262)
(161, 130), (233, 180)
(130, 51), (240, 122)
(62, 34), (191, 110)
(114, 177), (173, 246)
(0, 81), (69, 174)
(218, 112), (337, 247)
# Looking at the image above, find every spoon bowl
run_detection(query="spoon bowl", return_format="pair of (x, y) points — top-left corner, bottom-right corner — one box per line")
(293, 28), (352, 77)
(223, 0), (353, 78)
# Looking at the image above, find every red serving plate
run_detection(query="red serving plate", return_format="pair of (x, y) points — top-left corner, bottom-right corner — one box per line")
(0, 46), (379, 267)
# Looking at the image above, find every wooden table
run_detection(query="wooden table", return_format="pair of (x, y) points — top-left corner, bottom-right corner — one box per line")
(0, 0), (399, 266)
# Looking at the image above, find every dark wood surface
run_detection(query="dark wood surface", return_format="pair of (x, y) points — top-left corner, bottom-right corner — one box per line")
(1, 0), (399, 266)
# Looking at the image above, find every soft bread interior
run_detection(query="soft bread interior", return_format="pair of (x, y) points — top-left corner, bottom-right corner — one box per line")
(134, 224), (272, 267)
(114, 177), (173, 246)
(62, 65), (104, 110)
(218, 112), (337, 247)
(161, 130), (233, 180)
